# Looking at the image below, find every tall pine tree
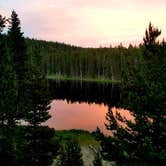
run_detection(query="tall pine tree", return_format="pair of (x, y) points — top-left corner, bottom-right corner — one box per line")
(8, 10), (29, 120)
(8, 10), (28, 79)
(101, 23), (166, 165)
(0, 14), (17, 127)
(0, 13), (18, 166)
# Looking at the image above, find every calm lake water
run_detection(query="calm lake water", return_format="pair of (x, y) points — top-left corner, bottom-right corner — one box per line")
(45, 80), (130, 134)
(45, 100), (109, 134)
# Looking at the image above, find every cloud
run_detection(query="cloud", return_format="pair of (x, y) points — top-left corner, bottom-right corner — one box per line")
(1, 0), (166, 47)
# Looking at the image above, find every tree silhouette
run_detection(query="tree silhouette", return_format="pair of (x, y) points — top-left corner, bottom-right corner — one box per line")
(143, 22), (161, 50)
(101, 23), (166, 165)
(93, 151), (102, 166)
(0, 14), (17, 127)
(24, 67), (51, 127)
(8, 10), (29, 121)
(57, 140), (84, 166)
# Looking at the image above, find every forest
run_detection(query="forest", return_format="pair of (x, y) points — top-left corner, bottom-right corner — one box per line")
(0, 10), (166, 166)
(25, 37), (143, 82)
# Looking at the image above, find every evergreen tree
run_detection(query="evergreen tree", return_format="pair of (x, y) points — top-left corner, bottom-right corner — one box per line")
(93, 152), (102, 166)
(24, 67), (51, 127)
(58, 140), (84, 166)
(0, 15), (6, 34)
(0, 14), (7, 126)
(8, 10), (28, 120)
(93, 127), (104, 141)
(101, 23), (166, 165)
(0, 14), (17, 127)
(0, 13), (18, 165)
(0, 12), (57, 166)
(8, 10), (28, 79)
(16, 126), (59, 166)
(143, 22), (161, 51)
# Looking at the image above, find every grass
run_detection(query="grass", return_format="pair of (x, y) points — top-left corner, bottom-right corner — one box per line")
(47, 74), (120, 84)
(53, 129), (99, 147)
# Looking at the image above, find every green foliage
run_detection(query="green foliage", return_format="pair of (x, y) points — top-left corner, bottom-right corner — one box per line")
(101, 23), (166, 165)
(17, 126), (58, 166)
(7, 10), (29, 123)
(8, 10), (28, 80)
(0, 49), (17, 127)
(0, 14), (6, 34)
(54, 130), (99, 147)
(143, 22), (161, 51)
(25, 38), (142, 82)
(1, 10), (165, 166)
(92, 127), (104, 141)
(57, 140), (84, 166)
(0, 14), (17, 127)
(0, 126), (59, 166)
(0, 11), (57, 166)
(24, 67), (51, 127)
(0, 128), (18, 166)
(93, 152), (102, 166)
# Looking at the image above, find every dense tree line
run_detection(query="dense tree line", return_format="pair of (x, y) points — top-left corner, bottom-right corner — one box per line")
(1, 16), (144, 83)
(25, 38), (143, 82)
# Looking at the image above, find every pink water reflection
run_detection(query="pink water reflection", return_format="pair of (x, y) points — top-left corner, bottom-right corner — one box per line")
(45, 100), (109, 134)
(44, 100), (134, 135)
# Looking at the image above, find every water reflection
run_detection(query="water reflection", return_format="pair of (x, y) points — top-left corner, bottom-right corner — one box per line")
(49, 80), (120, 106)
(46, 80), (122, 134)
(45, 100), (109, 134)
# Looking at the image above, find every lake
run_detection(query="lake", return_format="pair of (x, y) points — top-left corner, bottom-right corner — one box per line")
(45, 80), (128, 134)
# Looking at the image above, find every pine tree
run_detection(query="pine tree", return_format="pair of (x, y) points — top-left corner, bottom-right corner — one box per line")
(143, 22), (161, 52)
(8, 10), (28, 79)
(101, 23), (166, 165)
(24, 67), (51, 127)
(58, 140), (84, 166)
(0, 14), (6, 125)
(93, 152), (102, 166)
(0, 13), (18, 165)
(23, 30), (51, 127)
(0, 14), (17, 127)
(8, 10), (29, 120)
(16, 126), (59, 166)
(1, 12), (57, 166)
(0, 15), (6, 34)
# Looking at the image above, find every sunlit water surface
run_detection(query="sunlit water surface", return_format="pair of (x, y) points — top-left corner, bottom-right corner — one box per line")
(44, 80), (133, 135)
(44, 100), (134, 135)
(45, 100), (109, 134)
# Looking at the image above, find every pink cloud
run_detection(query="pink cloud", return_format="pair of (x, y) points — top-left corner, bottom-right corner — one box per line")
(2, 0), (166, 47)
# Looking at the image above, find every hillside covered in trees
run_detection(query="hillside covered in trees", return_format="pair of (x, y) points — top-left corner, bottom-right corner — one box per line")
(25, 38), (143, 82)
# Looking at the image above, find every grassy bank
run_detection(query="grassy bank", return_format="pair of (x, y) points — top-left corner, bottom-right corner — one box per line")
(47, 74), (120, 84)
(53, 129), (99, 147)
(51, 130), (113, 166)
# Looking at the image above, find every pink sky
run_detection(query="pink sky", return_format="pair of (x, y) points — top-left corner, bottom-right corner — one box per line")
(1, 0), (166, 47)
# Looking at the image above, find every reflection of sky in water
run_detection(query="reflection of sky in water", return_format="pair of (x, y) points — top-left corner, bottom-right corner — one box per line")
(44, 100), (109, 134)
(44, 100), (134, 135)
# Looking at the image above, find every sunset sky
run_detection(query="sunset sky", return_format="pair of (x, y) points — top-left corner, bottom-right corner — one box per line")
(1, 0), (166, 47)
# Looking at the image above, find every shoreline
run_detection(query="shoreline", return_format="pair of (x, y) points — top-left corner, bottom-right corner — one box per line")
(46, 74), (120, 84)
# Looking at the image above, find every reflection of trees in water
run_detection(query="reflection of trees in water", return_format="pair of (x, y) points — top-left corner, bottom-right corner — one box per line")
(49, 80), (120, 107)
